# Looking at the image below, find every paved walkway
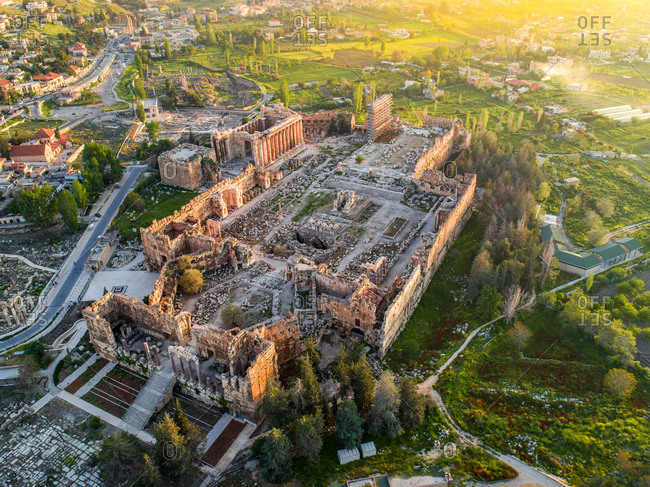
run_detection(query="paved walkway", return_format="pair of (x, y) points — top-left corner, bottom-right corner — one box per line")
(214, 421), (256, 474)
(56, 353), (97, 391)
(58, 390), (155, 444)
(0, 253), (56, 273)
(199, 414), (233, 455)
(123, 369), (175, 429)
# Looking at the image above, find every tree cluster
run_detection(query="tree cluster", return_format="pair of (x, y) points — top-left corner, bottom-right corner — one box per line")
(257, 341), (427, 481)
(97, 400), (203, 486)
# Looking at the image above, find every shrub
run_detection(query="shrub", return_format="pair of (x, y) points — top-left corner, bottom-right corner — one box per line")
(178, 269), (203, 294)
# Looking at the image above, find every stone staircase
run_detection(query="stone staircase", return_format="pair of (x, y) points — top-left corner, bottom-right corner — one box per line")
(123, 369), (175, 429)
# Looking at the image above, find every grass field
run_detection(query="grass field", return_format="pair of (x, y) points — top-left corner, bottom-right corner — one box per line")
(555, 156), (650, 246)
(592, 120), (650, 155)
(115, 61), (139, 102)
(113, 183), (198, 240)
(439, 302), (650, 483)
(385, 215), (486, 373)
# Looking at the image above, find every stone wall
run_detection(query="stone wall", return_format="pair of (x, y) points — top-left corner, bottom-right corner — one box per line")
(82, 293), (191, 361)
(141, 164), (281, 270)
(412, 119), (471, 178)
(158, 144), (216, 191)
(377, 171), (476, 355)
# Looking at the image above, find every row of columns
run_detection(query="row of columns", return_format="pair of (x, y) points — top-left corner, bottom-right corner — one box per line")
(170, 350), (202, 386)
(120, 338), (162, 368)
(1, 295), (33, 327)
(254, 119), (304, 167)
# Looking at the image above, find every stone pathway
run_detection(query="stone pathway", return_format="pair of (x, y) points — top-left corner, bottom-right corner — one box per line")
(57, 390), (155, 444)
(214, 421), (256, 474)
(199, 414), (233, 455)
(123, 369), (175, 429)
(0, 253), (57, 273)
(74, 361), (116, 398)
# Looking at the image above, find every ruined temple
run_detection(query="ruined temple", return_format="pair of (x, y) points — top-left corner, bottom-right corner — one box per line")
(141, 164), (281, 270)
(83, 103), (478, 420)
(211, 104), (304, 168)
(83, 292), (302, 416)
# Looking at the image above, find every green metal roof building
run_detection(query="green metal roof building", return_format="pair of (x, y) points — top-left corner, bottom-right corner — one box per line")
(554, 249), (601, 276)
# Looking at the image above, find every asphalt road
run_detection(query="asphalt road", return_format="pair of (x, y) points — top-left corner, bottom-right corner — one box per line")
(0, 166), (146, 352)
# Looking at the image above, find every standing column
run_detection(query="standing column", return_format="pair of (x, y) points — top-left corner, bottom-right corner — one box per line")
(255, 140), (262, 165)
(195, 359), (201, 386)
(144, 342), (153, 364)
(298, 119), (304, 144)
(270, 134), (277, 161)
(283, 128), (288, 153)
(178, 356), (186, 378)
(186, 359), (193, 382)
(170, 353), (177, 374)
(121, 338), (129, 353)
(263, 138), (269, 166)
(153, 346), (161, 367)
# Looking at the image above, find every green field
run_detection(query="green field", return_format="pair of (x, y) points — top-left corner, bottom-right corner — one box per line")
(116, 61), (140, 102)
(555, 156), (650, 246)
(112, 182), (198, 240)
(439, 299), (650, 483)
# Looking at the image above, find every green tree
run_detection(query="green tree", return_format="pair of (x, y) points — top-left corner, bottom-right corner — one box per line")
(295, 413), (324, 463)
(350, 356), (374, 414)
(585, 273), (594, 292)
(336, 399), (363, 449)
(134, 77), (146, 100)
(399, 378), (426, 430)
(153, 413), (195, 482)
(476, 284), (503, 321)
(71, 179), (88, 209)
(178, 268), (204, 294)
(262, 376), (291, 427)
(98, 432), (143, 485)
(368, 371), (402, 438)
(279, 80), (289, 107)
(145, 121), (161, 141)
(260, 428), (293, 483)
(604, 368), (637, 400)
(221, 304), (245, 327)
(109, 157), (122, 182)
(353, 83), (364, 115)
(57, 190), (78, 231)
(304, 336), (321, 374)
(173, 399), (203, 453)
(15, 183), (58, 227)
(136, 102), (146, 122)
(296, 355), (321, 414)
(177, 255), (191, 273)
(140, 454), (163, 487)
(163, 37), (171, 60)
